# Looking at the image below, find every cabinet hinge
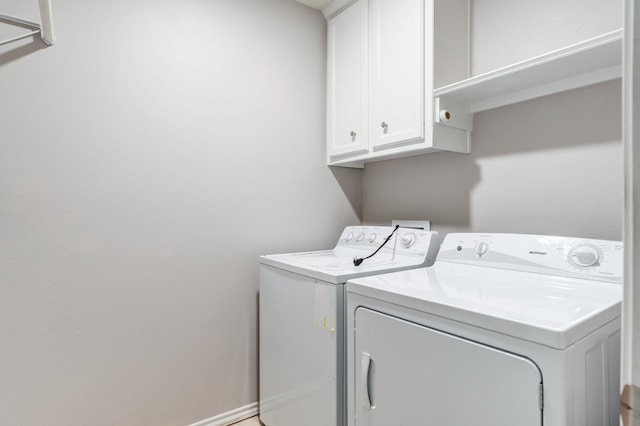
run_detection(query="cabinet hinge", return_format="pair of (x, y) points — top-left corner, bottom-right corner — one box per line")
(539, 383), (544, 411)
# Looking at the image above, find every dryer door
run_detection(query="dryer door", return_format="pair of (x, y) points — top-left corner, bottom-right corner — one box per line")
(354, 308), (542, 426)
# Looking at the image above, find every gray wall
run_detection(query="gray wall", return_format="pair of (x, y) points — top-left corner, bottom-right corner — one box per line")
(0, 1), (360, 425)
(363, 80), (622, 239)
(470, 0), (622, 74)
(363, 0), (623, 241)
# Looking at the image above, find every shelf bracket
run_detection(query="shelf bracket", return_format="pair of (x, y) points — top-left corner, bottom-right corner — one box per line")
(435, 96), (473, 132)
(0, 0), (55, 47)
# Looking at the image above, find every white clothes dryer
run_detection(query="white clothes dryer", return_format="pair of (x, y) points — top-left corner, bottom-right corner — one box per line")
(346, 233), (623, 426)
(259, 226), (440, 426)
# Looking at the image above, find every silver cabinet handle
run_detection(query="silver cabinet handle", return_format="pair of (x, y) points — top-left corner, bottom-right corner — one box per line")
(350, 131), (357, 137)
(381, 121), (388, 129)
(361, 353), (375, 410)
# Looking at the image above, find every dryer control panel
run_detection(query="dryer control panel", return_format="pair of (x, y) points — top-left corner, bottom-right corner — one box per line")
(437, 233), (623, 283)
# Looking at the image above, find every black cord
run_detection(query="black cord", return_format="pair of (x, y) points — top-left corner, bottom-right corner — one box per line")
(353, 225), (400, 267)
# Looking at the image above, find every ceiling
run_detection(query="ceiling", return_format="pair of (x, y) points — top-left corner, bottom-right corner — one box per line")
(295, 0), (332, 10)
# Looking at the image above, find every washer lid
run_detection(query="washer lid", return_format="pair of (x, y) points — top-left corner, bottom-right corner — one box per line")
(260, 249), (428, 284)
(347, 262), (622, 349)
(260, 226), (440, 284)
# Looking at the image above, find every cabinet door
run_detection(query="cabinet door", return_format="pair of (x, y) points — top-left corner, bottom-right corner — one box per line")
(353, 308), (542, 426)
(327, 0), (369, 160)
(370, 0), (424, 150)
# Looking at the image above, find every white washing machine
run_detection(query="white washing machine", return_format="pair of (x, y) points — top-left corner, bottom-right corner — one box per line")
(346, 233), (623, 426)
(259, 226), (440, 426)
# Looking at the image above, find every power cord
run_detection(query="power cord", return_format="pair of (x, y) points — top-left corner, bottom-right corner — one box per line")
(353, 225), (400, 267)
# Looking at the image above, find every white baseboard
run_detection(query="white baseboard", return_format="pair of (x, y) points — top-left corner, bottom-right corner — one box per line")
(188, 402), (259, 426)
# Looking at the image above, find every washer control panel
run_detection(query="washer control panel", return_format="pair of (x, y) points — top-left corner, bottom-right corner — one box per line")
(438, 233), (623, 283)
(337, 226), (438, 257)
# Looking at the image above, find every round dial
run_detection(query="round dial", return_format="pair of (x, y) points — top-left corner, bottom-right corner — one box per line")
(368, 233), (377, 243)
(346, 232), (354, 242)
(474, 241), (489, 256)
(355, 233), (365, 242)
(400, 233), (416, 248)
(568, 245), (600, 268)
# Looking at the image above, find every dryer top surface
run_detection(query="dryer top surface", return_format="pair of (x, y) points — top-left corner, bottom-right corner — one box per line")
(347, 261), (622, 349)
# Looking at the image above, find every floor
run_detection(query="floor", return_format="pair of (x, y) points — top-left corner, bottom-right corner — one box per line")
(232, 416), (261, 426)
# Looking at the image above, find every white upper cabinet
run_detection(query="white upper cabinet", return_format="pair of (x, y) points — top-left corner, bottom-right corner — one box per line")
(327, 0), (369, 159)
(324, 0), (470, 168)
(323, 0), (623, 168)
(369, 0), (424, 150)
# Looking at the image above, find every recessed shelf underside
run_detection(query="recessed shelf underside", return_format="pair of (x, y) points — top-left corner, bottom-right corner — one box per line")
(434, 29), (623, 113)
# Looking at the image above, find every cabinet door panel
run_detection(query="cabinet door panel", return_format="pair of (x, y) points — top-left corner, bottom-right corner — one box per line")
(327, 0), (369, 160)
(353, 308), (542, 426)
(370, 0), (424, 150)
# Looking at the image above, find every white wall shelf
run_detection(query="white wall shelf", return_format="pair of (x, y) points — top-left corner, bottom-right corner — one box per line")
(434, 28), (623, 116)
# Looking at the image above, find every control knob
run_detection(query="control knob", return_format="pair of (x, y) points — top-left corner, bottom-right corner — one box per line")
(355, 233), (365, 242)
(346, 232), (354, 242)
(368, 233), (377, 243)
(474, 241), (489, 256)
(568, 245), (600, 268)
(400, 233), (416, 248)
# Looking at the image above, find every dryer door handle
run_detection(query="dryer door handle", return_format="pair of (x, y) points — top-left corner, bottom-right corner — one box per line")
(361, 352), (375, 410)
